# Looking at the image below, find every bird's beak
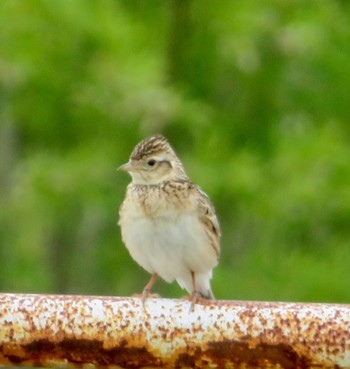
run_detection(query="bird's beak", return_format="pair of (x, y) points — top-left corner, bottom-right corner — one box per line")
(118, 161), (139, 172)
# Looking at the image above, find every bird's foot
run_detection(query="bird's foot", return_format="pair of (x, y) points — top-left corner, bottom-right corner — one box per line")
(132, 289), (160, 307)
(181, 291), (203, 312)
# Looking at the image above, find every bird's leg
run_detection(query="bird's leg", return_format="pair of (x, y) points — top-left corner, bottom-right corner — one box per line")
(189, 271), (201, 311)
(133, 273), (160, 307)
(143, 273), (158, 295)
(141, 273), (159, 304)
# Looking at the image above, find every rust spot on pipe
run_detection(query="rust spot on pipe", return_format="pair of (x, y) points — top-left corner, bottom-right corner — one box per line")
(6, 339), (161, 368)
(176, 351), (199, 368)
(205, 341), (311, 369)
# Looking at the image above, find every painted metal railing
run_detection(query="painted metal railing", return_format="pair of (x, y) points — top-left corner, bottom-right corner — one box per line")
(0, 293), (349, 368)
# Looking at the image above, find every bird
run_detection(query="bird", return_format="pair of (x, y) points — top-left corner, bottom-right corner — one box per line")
(118, 134), (220, 303)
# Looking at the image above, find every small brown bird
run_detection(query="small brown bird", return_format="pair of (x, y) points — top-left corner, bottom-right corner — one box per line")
(118, 135), (220, 300)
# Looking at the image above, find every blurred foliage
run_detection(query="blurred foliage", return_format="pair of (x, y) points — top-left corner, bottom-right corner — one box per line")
(0, 0), (349, 302)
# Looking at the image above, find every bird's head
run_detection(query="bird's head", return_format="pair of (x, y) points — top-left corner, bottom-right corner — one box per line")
(118, 135), (187, 185)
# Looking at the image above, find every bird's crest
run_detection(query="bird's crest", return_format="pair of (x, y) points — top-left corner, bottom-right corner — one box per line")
(131, 135), (174, 160)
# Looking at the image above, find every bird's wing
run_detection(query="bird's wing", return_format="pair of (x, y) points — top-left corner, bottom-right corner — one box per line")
(195, 185), (221, 260)
(162, 179), (221, 260)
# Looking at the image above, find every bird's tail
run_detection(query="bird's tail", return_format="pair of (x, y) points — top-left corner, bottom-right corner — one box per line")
(199, 287), (215, 300)
(177, 271), (215, 300)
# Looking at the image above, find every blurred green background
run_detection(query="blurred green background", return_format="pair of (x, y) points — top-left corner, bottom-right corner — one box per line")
(0, 0), (349, 303)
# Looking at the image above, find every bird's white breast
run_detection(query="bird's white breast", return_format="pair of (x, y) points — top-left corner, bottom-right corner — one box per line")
(119, 197), (218, 284)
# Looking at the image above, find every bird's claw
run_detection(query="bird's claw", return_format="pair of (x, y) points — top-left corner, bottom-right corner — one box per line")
(181, 291), (202, 312)
(132, 290), (160, 308)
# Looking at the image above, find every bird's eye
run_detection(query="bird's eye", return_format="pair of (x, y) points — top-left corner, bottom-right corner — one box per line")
(147, 159), (156, 166)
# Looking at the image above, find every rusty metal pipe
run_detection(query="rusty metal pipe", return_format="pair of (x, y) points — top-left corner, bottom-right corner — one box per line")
(0, 293), (349, 368)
